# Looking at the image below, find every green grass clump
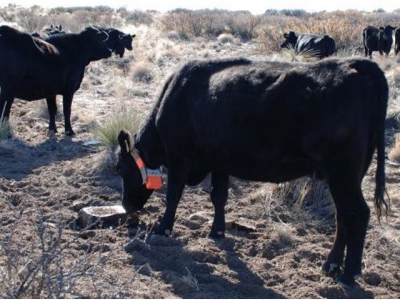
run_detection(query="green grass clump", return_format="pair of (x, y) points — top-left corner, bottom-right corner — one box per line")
(91, 109), (143, 149)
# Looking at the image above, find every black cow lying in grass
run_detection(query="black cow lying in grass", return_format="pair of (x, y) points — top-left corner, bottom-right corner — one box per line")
(281, 31), (336, 58)
(116, 57), (389, 287)
(0, 25), (111, 135)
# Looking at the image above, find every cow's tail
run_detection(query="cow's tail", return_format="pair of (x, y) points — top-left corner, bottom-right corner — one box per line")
(372, 62), (390, 223)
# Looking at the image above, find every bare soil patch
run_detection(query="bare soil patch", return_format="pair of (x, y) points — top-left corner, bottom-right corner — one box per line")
(1, 25), (399, 298)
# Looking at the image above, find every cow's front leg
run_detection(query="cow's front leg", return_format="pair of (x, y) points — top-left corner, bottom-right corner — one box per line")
(209, 171), (229, 238)
(154, 160), (186, 236)
(62, 93), (75, 136)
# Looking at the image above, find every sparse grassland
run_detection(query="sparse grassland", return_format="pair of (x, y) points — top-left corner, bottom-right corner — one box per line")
(0, 5), (400, 299)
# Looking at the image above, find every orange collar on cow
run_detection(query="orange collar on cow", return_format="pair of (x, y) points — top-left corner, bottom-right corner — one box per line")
(129, 149), (163, 190)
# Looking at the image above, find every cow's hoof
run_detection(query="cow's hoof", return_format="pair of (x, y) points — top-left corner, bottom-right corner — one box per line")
(208, 230), (225, 239)
(146, 233), (170, 246)
(322, 262), (341, 277)
(153, 228), (172, 237)
(48, 130), (57, 137)
(337, 273), (360, 288)
(65, 130), (75, 136)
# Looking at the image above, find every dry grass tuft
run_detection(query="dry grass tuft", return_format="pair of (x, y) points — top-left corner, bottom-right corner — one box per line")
(272, 177), (335, 217)
(217, 33), (234, 44)
(131, 61), (155, 83)
(388, 133), (400, 163)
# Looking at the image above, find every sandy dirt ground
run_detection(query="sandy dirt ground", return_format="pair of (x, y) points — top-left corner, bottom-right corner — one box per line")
(1, 32), (400, 298)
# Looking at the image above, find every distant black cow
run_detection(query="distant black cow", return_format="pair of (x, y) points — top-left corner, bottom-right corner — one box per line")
(32, 24), (65, 39)
(116, 57), (389, 287)
(363, 25), (397, 58)
(0, 25), (111, 135)
(93, 26), (135, 58)
(281, 31), (336, 59)
(395, 28), (400, 55)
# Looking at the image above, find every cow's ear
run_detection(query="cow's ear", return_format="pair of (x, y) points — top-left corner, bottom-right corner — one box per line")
(118, 130), (133, 154)
(379, 27), (384, 31)
(131, 34), (136, 38)
(284, 33), (289, 38)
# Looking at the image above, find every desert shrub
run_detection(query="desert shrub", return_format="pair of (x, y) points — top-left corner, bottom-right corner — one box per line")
(159, 9), (233, 39)
(123, 9), (154, 26)
(91, 108), (143, 149)
(217, 33), (234, 44)
(225, 12), (262, 40)
(67, 7), (123, 28)
(131, 61), (154, 83)
(16, 8), (47, 32)
(0, 208), (131, 298)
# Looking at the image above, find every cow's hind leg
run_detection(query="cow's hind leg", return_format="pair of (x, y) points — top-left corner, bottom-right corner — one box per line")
(46, 97), (58, 133)
(209, 171), (229, 238)
(325, 176), (370, 287)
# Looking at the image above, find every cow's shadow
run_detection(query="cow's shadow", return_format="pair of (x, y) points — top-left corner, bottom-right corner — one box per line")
(126, 231), (286, 299)
(0, 134), (93, 181)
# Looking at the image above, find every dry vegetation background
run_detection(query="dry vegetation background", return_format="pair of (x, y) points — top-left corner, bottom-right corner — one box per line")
(1, 4), (400, 298)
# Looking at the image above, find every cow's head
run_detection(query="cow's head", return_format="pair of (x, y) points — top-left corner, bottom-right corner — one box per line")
(112, 31), (135, 58)
(380, 25), (397, 36)
(281, 31), (298, 49)
(81, 27), (112, 61)
(116, 130), (154, 213)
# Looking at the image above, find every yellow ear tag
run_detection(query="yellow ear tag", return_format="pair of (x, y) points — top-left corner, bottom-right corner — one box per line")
(145, 168), (163, 190)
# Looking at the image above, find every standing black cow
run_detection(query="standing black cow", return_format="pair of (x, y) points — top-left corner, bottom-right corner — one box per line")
(281, 31), (336, 59)
(395, 28), (400, 55)
(93, 26), (135, 58)
(363, 25), (397, 58)
(38, 26), (135, 130)
(0, 25), (111, 135)
(116, 57), (389, 287)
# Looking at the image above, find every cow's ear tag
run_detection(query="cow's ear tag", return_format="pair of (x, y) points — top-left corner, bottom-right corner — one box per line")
(146, 168), (163, 190)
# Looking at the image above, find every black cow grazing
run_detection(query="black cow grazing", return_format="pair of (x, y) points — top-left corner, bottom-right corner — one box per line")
(395, 28), (400, 55)
(0, 25), (111, 135)
(363, 25), (397, 58)
(281, 31), (336, 59)
(93, 26), (135, 58)
(32, 24), (65, 39)
(116, 57), (389, 287)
